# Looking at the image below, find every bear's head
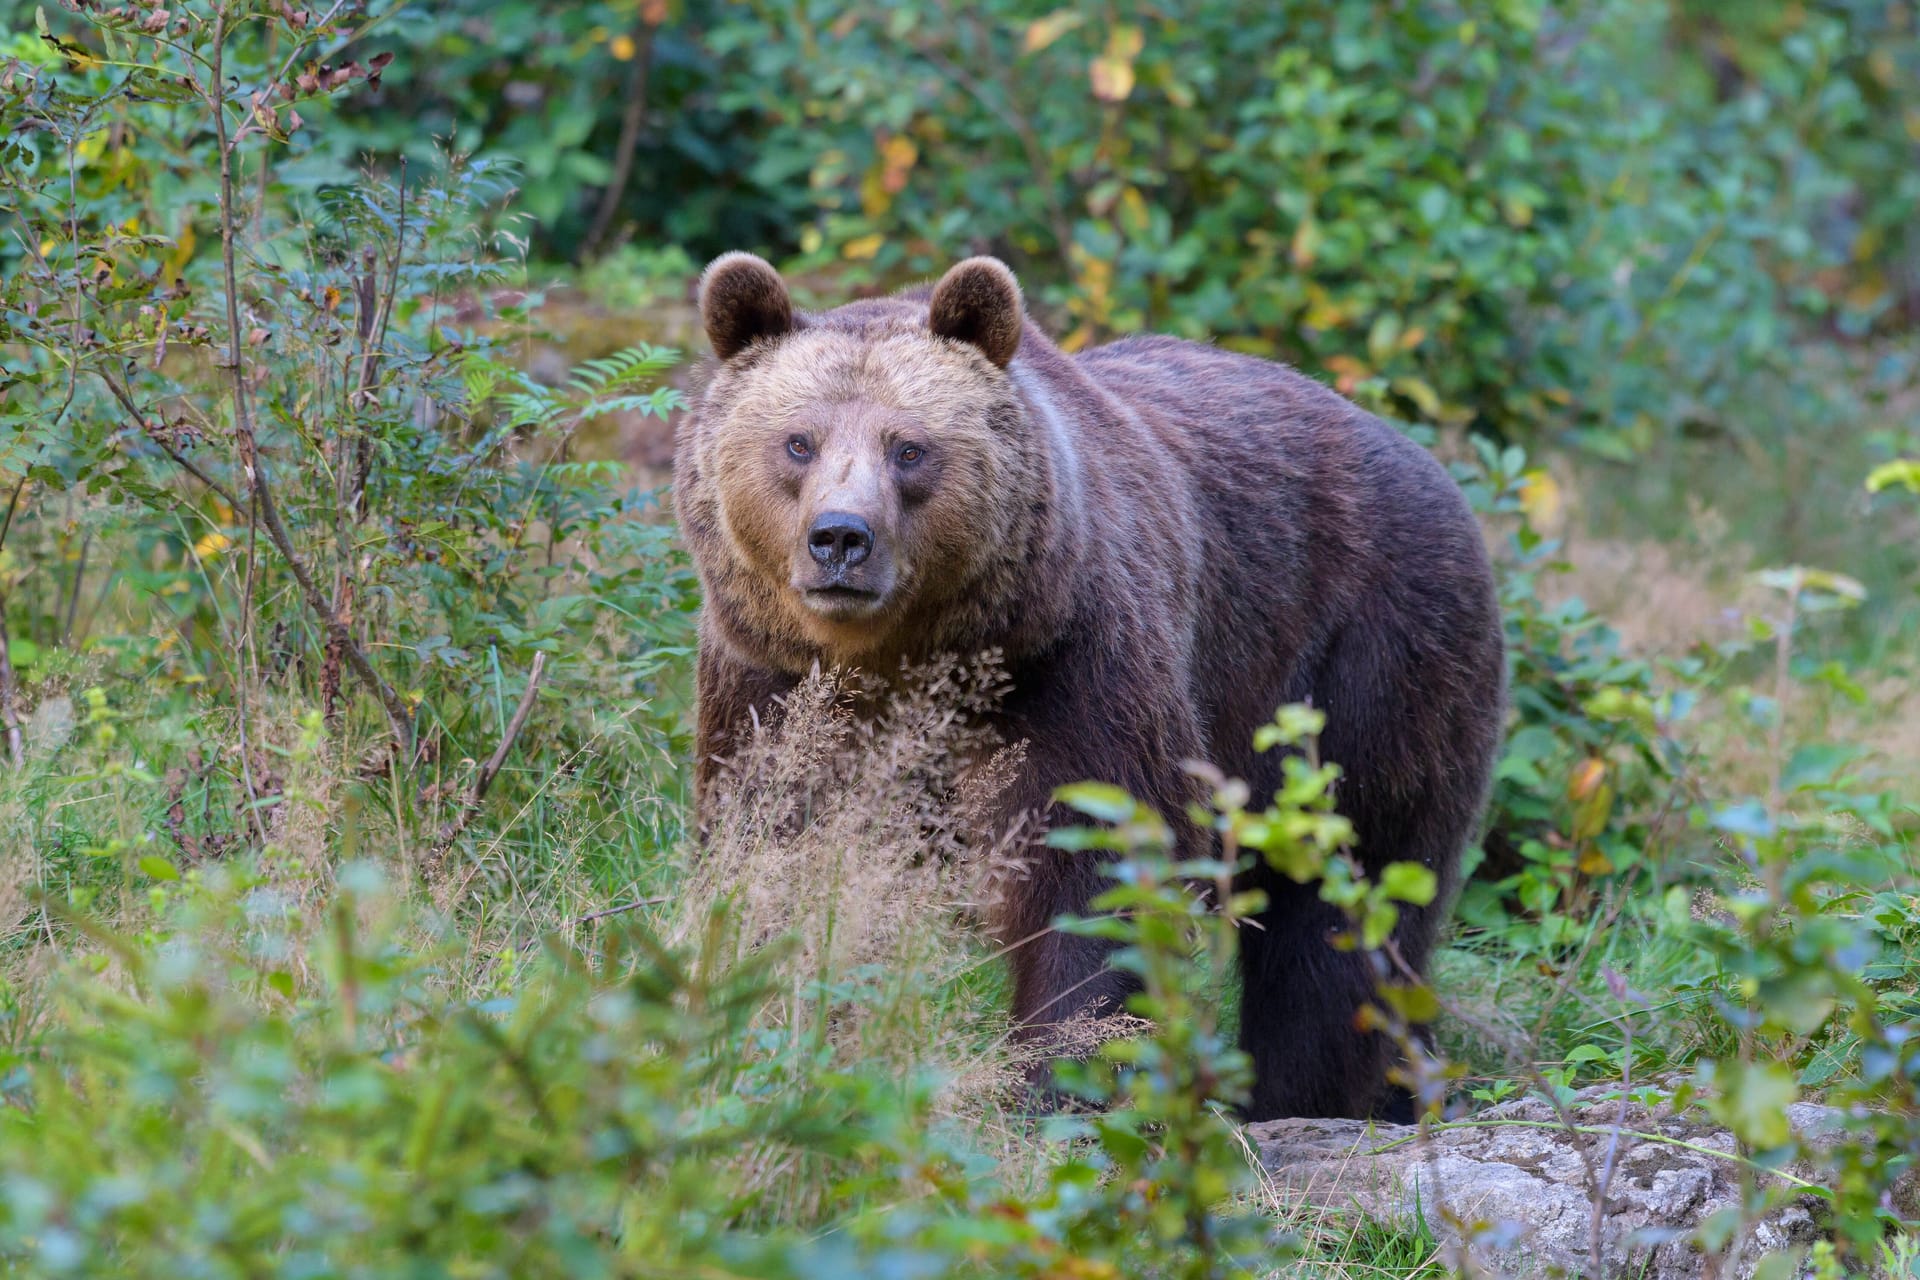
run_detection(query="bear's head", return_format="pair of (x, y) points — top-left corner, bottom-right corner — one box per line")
(681, 253), (1054, 672)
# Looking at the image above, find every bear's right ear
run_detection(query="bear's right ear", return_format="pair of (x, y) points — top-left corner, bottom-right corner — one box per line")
(699, 252), (795, 360)
(928, 257), (1023, 368)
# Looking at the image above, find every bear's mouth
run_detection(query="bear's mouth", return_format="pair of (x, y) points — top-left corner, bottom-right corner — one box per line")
(802, 583), (884, 616)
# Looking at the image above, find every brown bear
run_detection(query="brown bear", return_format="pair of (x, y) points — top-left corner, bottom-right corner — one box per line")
(675, 252), (1505, 1121)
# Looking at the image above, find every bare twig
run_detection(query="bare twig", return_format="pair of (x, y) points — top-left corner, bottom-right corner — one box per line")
(0, 478), (26, 559)
(204, 27), (415, 758)
(577, 896), (668, 924)
(59, 530), (88, 645)
(347, 159), (404, 519)
(208, 8), (278, 848)
(582, 17), (658, 258)
(0, 479), (26, 769)
(97, 368), (245, 512)
(0, 603), (21, 769)
(1589, 992), (1637, 1278)
(427, 652), (548, 869)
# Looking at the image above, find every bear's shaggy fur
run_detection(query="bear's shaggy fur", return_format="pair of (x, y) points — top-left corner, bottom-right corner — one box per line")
(676, 253), (1505, 1120)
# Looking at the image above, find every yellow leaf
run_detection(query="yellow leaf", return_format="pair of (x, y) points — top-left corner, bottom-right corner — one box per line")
(842, 233), (884, 261)
(1023, 9), (1084, 52)
(610, 33), (636, 60)
(165, 220), (197, 279)
(1289, 217), (1320, 268)
(1089, 54), (1134, 102)
(192, 532), (232, 560)
(1571, 782), (1614, 844)
(1118, 186), (1150, 235)
(878, 133), (917, 192)
(860, 169), (892, 218)
(1577, 846), (1615, 876)
(1106, 25), (1143, 59)
(1518, 468), (1562, 528)
(1844, 276), (1888, 313)
(1301, 285), (1349, 329)
(1323, 354), (1370, 394)
(1393, 377), (1442, 420)
(1567, 756), (1606, 803)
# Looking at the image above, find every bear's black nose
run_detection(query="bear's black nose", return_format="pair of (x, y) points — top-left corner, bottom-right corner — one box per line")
(808, 511), (873, 568)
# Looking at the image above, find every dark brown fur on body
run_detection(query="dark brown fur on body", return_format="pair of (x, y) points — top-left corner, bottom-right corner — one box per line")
(677, 254), (1505, 1121)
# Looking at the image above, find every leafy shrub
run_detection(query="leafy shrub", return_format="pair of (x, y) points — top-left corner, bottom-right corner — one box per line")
(1, 1), (698, 906)
(691, 0), (1906, 459)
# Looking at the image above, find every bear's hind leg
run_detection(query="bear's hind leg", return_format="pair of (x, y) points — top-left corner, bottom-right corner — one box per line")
(1237, 880), (1400, 1120)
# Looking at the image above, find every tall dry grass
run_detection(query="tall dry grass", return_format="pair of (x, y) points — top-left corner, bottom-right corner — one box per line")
(666, 654), (1060, 1215)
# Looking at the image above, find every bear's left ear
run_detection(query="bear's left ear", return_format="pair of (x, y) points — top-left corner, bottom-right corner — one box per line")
(699, 251), (796, 361)
(928, 257), (1023, 368)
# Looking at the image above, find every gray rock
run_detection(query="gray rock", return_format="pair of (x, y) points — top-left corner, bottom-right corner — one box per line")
(1245, 1086), (1877, 1278)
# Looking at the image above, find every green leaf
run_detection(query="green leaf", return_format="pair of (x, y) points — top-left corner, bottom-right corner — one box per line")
(1709, 1061), (1798, 1149)
(1749, 1251), (1805, 1280)
(137, 855), (179, 882)
(1757, 969), (1836, 1038)
(1865, 459), (1920, 494)
(1052, 782), (1138, 824)
(1780, 743), (1864, 793)
(1379, 862), (1438, 907)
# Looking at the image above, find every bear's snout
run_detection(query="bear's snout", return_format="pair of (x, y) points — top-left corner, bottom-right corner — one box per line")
(795, 507), (895, 620)
(807, 511), (873, 569)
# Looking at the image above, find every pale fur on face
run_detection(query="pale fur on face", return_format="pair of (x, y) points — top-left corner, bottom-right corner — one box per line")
(688, 321), (1036, 668)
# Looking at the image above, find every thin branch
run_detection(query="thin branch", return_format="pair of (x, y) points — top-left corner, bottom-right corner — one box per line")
(347, 155), (405, 523)
(0, 599), (21, 769)
(917, 10), (1075, 276)
(427, 651), (547, 869)
(0, 478), (26, 557)
(255, 453), (414, 751)
(95, 369), (244, 523)
(582, 18), (657, 259)
(1589, 1005), (1636, 1278)
(206, 5), (413, 758)
(208, 7), (274, 849)
(60, 530), (89, 646)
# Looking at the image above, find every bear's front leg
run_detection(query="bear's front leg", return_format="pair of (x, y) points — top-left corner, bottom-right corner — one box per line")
(690, 637), (799, 830)
(992, 659), (1207, 1101)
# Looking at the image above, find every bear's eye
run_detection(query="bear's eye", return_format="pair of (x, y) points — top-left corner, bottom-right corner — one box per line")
(896, 444), (924, 466)
(786, 436), (812, 462)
